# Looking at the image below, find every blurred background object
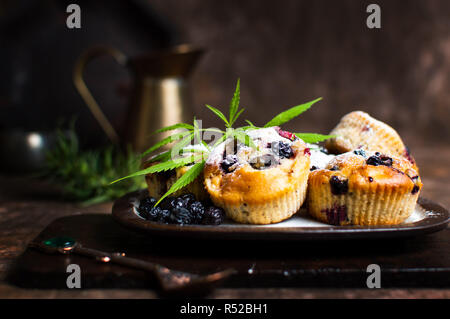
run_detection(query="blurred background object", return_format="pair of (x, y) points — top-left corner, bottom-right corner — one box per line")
(0, 0), (449, 159)
(74, 44), (203, 152)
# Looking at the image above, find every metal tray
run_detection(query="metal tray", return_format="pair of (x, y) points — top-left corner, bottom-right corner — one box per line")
(112, 190), (449, 241)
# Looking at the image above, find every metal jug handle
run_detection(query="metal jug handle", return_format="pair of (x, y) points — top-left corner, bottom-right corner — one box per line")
(73, 46), (127, 144)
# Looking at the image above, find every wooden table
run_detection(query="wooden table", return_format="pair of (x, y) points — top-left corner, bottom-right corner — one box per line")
(0, 145), (449, 299)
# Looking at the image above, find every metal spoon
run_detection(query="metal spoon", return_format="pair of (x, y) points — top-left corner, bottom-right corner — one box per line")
(29, 236), (235, 295)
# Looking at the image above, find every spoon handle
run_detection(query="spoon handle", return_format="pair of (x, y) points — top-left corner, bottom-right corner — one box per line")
(73, 245), (164, 273)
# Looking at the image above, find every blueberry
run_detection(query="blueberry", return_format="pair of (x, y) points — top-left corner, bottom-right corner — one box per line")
(353, 149), (366, 157)
(366, 154), (393, 167)
(221, 155), (238, 173)
(168, 207), (194, 225)
(329, 176), (349, 195)
(271, 141), (294, 159)
(202, 207), (225, 225)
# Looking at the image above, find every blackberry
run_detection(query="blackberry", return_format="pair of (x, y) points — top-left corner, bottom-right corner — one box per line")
(138, 197), (157, 219)
(271, 141), (294, 159)
(189, 201), (206, 223)
(329, 176), (349, 195)
(221, 155), (238, 173)
(159, 196), (177, 211)
(147, 206), (162, 221)
(179, 193), (196, 206)
(202, 207), (225, 225)
(157, 209), (171, 223)
(173, 197), (189, 209)
(168, 207), (194, 225)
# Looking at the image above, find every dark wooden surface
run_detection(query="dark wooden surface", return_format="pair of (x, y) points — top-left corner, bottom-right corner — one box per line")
(0, 146), (449, 298)
(7, 213), (450, 291)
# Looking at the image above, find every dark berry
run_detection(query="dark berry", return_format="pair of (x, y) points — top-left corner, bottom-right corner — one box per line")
(138, 197), (157, 219)
(250, 154), (278, 169)
(329, 176), (349, 195)
(221, 154), (238, 173)
(366, 154), (393, 167)
(329, 165), (339, 171)
(180, 193), (196, 205)
(310, 165), (318, 171)
(157, 209), (171, 223)
(189, 201), (205, 223)
(412, 185), (420, 194)
(168, 207), (194, 225)
(271, 141), (294, 159)
(147, 206), (162, 221)
(368, 176), (374, 182)
(202, 207), (225, 225)
(353, 149), (366, 157)
(159, 196), (177, 211)
(321, 205), (347, 225)
(173, 197), (192, 212)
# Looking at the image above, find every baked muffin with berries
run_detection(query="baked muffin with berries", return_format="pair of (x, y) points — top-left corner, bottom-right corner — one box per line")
(307, 149), (422, 226)
(144, 145), (210, 201)
(325, 111), (417, 168)
(203, 127), (311, 224)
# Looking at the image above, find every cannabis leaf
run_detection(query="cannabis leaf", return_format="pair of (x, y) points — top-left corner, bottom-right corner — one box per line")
(112, 78), (332, 206)
(233, 129), (258, 149)
(141, 130), (191, 158)
(294, 133), (336, 143)
(153, 123), (194, 134)
(111, 154), (205, 184)
(263, 97), (322, 128)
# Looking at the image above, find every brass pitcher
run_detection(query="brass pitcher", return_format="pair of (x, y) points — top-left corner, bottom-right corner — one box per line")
(73, 44), (203, 152)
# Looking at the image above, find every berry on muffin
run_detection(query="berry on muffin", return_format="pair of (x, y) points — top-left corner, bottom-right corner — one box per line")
(325, 111), (417, 168)
(203, 127), (311, 224)
(307, 150), (422, 226)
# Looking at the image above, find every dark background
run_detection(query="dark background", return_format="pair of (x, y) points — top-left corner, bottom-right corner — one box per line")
(0, 0), (449, 149)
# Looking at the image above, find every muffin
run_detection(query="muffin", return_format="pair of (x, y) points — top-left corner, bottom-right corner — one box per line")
(144, 145), (210, 201)
(325, 111), (416, 167)
(307, 149), (422, 226)
(203, 127), (311, 224)
(307, 144), (335, 171)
